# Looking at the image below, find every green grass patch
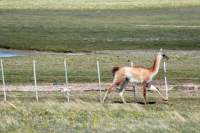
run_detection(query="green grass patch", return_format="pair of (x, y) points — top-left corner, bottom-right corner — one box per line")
(0, 51), (199, 84)
(0, 3), (200, 52)
(0, 1), (200, 83)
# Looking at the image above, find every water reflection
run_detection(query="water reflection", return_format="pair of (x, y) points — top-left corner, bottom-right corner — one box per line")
(0, 52), (24, 57)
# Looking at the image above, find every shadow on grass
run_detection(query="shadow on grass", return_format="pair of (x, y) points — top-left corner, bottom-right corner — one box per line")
(112, 101), (156, 105)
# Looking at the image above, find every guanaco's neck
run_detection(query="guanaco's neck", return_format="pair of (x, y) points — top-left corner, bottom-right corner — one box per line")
(150, 54), (162, 76)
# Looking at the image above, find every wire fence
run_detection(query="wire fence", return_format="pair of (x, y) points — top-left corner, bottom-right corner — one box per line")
(0, 59), (200, 103)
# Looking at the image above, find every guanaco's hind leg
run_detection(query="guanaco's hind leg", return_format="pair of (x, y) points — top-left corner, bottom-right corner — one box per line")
(102, 83), (118, 104)
(103, 76), (126, 104)
(119, 79), (129, 103)
(103, 69), (127, 104)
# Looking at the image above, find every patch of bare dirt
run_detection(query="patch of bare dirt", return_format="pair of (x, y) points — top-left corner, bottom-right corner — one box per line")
(1, 82), (200, 92)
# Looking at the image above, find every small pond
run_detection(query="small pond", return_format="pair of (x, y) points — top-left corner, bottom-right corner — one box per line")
(0, 52), (24, 57)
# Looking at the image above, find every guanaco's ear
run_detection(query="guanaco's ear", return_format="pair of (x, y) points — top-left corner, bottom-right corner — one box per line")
(159, 49), (162, 52)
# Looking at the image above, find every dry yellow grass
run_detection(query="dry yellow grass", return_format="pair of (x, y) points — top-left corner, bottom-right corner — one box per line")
(0, 99), (200, 132)
(1, 0), (200, 10)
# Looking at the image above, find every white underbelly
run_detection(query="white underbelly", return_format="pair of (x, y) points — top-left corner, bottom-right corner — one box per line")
(126, 72), (143, 84)
(129, 77), (142, 84)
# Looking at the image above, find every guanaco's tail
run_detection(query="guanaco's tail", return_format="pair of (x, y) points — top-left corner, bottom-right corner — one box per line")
(112, 67), (120, 77)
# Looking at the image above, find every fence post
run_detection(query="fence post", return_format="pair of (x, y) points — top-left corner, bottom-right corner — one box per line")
(33, 60), (38, 102)
(97, 61), (102, 103)
(131, 62), (137, 102)
(1, 60), (6, 101)
(164, 62), (169, 100)
(131, 62), (133, 67)
(64, 60), (70, 102)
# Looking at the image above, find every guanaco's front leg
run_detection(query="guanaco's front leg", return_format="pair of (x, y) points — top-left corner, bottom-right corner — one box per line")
(142, 82), (147, 105)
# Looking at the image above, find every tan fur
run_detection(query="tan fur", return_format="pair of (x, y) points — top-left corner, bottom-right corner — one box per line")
(103, 49), (169, 105)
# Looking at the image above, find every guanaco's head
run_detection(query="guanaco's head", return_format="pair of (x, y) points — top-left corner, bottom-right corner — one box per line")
(159, 49), (169, 60)
(162, 53), (169, 60)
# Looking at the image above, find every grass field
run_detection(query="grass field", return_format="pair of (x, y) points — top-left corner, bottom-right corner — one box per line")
(0, 95), (199, 133)
(1, 0), (200, 10)
(0, 0), (200, 52)
(0, 50), (200, 83)
(0, 50), (200, 132)
(0, 1), (200, 132)
(0, 74), (200, 133)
